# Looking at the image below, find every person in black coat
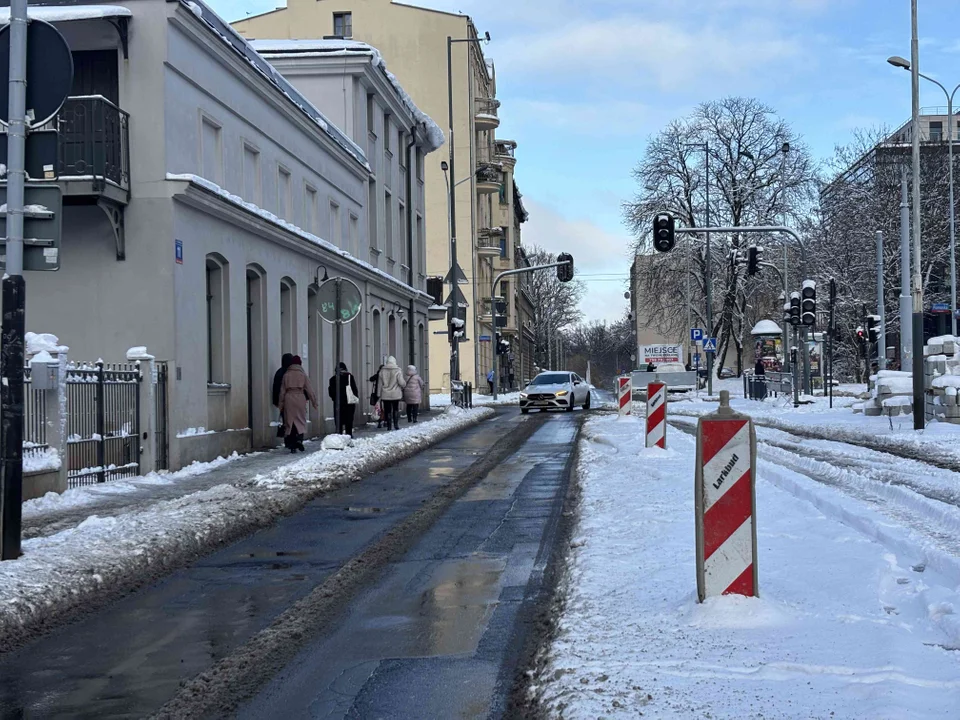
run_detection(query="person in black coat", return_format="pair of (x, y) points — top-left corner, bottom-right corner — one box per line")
(754, 358), (766, 376)
(328, 362), (360, 436)
(272, 353), (295, 438)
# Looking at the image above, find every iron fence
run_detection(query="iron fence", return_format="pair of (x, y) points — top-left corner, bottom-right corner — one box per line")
(66, 362), (141, 487)
(22, 368), (50, 465)
(58, 95), (131, 190)
(155, 362), (170, 471)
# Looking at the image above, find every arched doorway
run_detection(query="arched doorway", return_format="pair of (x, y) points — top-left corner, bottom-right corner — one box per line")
(388, 313), (397, 360)
(307, 285), (322, 435)
(372, 309), (382, 368)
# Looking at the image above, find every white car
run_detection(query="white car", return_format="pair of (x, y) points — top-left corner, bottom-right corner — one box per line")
(520, 371), (591, 413)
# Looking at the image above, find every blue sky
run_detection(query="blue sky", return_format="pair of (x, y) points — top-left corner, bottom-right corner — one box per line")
(210, 0), (960, 323)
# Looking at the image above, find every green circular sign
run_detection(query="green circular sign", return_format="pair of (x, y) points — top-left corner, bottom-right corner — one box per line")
(318, 278), (363, 324)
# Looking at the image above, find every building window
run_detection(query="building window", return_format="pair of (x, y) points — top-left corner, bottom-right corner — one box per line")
(930, 120), (944, 142)
(200, 114), (222, 185)
(399, 201), (407, 267)
(278, 165), (292, 219)
(242, 142), (260, 204)
(398, 130), (406, 166)
(280, 278), (297, 354)
(384, 113), (391, 154)
(416, 150), (423, 181)
(366, 93), (376, 137)
(329, 199), (341, 246)
(372, 309), (382, 365)
(368, 179), (379, 254)
(416, 215), (424, 277)
(305, 184), (318, 234)
(388, 314), (397, 358)
(385, 189), (393, 259)
(349, 213), (359, 256)
(333, 11), (352, 38)
(205, 254), (229, 384)
(500, 236), (507, 257)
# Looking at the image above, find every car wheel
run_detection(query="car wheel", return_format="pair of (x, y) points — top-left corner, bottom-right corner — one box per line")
(566, 401), (574, 412)
(583, 392), (591, 410)
(521, 408), (529, 414)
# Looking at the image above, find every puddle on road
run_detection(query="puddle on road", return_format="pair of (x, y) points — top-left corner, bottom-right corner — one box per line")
(358, 555), (506, 658)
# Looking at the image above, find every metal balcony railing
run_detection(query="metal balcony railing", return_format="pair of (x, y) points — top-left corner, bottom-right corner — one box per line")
(495, 141), (516, 158)
(476, 97), (500, 118)
(58, 95), (130, 190)
(476, 162), (501, 185)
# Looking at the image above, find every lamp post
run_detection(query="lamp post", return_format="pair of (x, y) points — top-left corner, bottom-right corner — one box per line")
(446, 32), (490, 391)
(888, 55), (960, 337)
(684, 142), (713, 396)
(887, 0), (925, 430)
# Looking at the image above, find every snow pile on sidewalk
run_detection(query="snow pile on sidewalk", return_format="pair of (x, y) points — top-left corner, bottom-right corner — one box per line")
(0, 407), (494, 648)
(429, 391), (520, 407)
(532, 414), (960, 718)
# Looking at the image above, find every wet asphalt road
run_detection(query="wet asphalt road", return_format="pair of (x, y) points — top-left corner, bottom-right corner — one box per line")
(0, 405), (584, 719)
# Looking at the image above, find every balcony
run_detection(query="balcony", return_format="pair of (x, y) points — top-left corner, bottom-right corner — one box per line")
(477, 227), (504, 256)
(58, 96), (131, 205)
(477, 296), (505, 323)
(495, 140), (516, 160)
(475, 98), (500, 132)
(476, 163), (501, 195)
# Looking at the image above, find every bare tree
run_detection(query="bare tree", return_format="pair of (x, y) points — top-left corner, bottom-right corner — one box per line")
(622, 97), (818, 374)
(525, 246), (584, 368)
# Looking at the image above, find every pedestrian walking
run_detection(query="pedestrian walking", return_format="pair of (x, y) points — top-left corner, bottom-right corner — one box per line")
(403, 365), (424, 424)
(369, 363), (385, 428)
(486, 368), (494, 394)
(646, 361), (656, 373)
(377, 356), (406, 431)
(272, 353), (295, 439)
(279, 355), (318, 453)
(508, 370), (515, 391)
(328, 362), (360, 436)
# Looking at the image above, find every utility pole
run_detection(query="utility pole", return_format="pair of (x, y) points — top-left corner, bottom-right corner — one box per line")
(1, 0), (27, 560)
(900, 169), (913, 367)
(909, 0), (925, 430)
(704, 144), (714, 397)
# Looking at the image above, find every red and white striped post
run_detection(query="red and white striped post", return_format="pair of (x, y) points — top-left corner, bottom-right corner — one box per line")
(617, 376), (632, 416)
(646, 382), (666, 448)
(695, 390), (758, 602)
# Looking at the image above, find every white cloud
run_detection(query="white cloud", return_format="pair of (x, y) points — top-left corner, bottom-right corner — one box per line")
(521, 198), (632, 323)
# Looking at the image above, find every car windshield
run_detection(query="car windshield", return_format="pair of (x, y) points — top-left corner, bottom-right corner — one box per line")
(531, 373), (570, 385)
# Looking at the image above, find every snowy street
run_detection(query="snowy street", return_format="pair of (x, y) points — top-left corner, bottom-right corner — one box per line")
(532, 408), (960, 719)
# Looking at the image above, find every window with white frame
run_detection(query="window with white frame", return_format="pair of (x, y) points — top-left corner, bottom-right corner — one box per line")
(333, 12), (352, 38)
(399, 201), (407, 267)
(383, 113), (391, 154)
(416, 215), (424, 277)
(368, 179), (379, 254)
(349, 213), (359, 255)
(200, 114), (222, 184)
(384, 189), (393, 260)
(278, 166), (292, 219)
(366, 93), (376, 137)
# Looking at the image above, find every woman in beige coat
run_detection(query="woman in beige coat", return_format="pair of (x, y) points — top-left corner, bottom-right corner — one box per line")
(278, 355), (318, 452)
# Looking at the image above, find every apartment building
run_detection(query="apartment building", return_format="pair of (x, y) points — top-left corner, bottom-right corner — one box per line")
(12, 0), (438, 469)
(234, 0), (521, 393)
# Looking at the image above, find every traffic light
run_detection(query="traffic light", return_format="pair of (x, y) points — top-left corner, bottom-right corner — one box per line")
(789, 291), (801, 326)
(557, 252), (575, 282)
(747, 245), (762, 276)
(866, 315), (880, 344)
(801, 280), (816, 326)
(856, 326), (866, 344)
(653, 212), (675, 253)
(781, 292), (791, 325)
(495, 333), (510, 355)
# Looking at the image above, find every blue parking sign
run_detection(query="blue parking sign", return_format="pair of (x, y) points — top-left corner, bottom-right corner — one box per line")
(690, 328), (704, 342)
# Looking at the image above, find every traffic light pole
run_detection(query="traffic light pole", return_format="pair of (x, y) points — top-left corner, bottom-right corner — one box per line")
(490, 260), (571, 400)
(876, 230), (886, 371)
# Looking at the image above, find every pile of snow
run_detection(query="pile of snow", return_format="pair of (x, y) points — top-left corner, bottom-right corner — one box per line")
(429, 391), (521, 407)
(0, 407), (494, 645)
(23, 447), (60, 474)
(25, 331), (66, 357)
(320, 434), (353, 451)
(926, 336), (960, 424)
(532, 414), (960, 718)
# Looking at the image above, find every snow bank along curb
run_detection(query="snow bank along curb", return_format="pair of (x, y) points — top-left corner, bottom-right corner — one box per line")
(0, 406), (494, 650)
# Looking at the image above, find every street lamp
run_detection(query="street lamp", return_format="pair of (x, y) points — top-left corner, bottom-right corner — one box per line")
(446, 31), (490, 389)
(314, 264), (329, 285)
(888, 55), (960, 337)
(887, 0), (925, 430)
(684, 141), (713, 396)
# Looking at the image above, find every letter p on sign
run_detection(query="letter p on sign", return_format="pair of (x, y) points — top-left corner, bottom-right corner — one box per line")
(694, 390), (758, 602)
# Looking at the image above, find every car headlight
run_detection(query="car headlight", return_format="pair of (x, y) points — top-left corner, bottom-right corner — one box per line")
(520, 392), (528, 398)
(555, 390), (568, 396)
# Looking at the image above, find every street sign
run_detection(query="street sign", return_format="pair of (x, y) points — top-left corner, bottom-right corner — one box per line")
(0, 129), (58, 180)
(0, 20), (74, 127)
(495, 315), (507, 328)
(931, 302), (951, 314)
(479, 335), (491, 342)
(702, 337), (718, 353)
(317, 277), (362, 324)
(0, 184), (62, 271)
(694, 353), (702, 365)
(442, 263), (469, 285)
(690, 328), (704, 342)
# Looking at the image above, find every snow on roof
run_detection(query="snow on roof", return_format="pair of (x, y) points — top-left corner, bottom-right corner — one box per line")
(0, 5), (132, 22)
(177, 1), (369, 171)
(167, 173), (432, 303)
(751, 319), (782, 336)
(251, 38), (445, 153)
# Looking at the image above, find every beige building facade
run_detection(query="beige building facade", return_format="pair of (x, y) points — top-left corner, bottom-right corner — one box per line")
(235, 0), (518, 393)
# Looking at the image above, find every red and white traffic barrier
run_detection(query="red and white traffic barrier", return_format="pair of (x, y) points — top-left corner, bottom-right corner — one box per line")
(695, 390), (758, 601)
(646, 382), (666, 448)
(617, 376), (632, 416)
